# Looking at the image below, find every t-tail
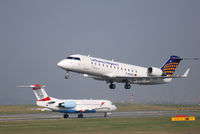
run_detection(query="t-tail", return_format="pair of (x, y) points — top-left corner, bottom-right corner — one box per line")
(17, 84), (51, 101)
(161, 55), (183, 76)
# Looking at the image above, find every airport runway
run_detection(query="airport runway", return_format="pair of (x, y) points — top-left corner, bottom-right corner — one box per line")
(1, 110), (200, 122)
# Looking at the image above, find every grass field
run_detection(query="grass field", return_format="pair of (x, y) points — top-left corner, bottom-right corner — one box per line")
(0, 104), (200, 134)
(0, 105), (45, 115)
(0, 117), (200, 134)
(115, 103), (200, 111)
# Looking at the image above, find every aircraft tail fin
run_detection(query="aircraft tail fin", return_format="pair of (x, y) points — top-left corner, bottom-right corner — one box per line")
(161, 55), (183, 76)
(17, 84), (51, 101)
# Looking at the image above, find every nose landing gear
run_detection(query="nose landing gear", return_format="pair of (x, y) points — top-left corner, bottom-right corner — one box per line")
(104, 112), (107, 117)
(65, 71), (70, 79)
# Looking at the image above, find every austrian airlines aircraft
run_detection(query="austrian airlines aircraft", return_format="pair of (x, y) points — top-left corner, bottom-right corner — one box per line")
(17, 85), (116, 118)
(57, 54), (190, 89)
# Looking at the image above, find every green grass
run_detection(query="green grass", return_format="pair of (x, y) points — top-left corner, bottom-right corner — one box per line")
(0, 105), (50, 115)
(0, 117), (200, 134)
(1, 104), (200, 134)
(115, 103), (200, 111)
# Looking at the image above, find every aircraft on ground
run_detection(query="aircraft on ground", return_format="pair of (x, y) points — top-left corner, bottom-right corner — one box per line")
(17, 84), (117, 118)
(57, 54), (191, 89)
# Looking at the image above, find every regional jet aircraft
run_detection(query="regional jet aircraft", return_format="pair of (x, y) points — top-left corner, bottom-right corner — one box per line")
(17, 85), (116, 118)
(57, 54), (190, 89)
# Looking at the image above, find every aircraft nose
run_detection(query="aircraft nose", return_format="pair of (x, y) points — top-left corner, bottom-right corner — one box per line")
(112, 105), (117, 111)
(57, 60), (65, 68)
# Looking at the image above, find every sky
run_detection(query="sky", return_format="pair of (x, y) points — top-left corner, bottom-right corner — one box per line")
(0, 0), (200, 105)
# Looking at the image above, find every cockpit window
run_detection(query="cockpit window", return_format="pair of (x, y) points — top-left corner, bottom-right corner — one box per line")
(66, 57), (81, 61)
(67, 57), (73, 59)
(74, 57), (80, 60)
(48, 101), (55, 104)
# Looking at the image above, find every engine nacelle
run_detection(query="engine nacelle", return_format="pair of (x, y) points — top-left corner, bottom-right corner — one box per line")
(59, 101), (77, 108)
(147, 67), (163, 76)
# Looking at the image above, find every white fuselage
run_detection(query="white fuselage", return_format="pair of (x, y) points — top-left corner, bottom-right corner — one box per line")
(57, 54), (171, 85)
(36, 97), (116, 113)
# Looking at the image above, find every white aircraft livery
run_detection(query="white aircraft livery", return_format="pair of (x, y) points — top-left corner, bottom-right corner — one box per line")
(17, 84), (117, 118)
(57, 54), (190, 89)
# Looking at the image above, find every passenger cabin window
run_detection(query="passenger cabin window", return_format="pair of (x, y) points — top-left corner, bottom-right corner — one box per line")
(66, 57), (81, 61)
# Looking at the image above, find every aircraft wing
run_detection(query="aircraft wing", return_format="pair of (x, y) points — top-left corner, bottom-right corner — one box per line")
(83, 68), (189, 84)
(75, 107), (92, 112)
(114, 68), (190, 83)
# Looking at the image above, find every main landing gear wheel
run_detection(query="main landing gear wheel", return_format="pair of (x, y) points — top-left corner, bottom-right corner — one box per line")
(65, 75), (69, 79)
(109, 83), (116, 89)
(125, 84), (131, 89)
(78, 113), (83, 118)
(63, 113), (69, 118)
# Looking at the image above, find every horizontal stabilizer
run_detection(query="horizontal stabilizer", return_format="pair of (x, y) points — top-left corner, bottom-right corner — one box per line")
(182, 58), (199, 60)
(41, 108), (52, 111)
(17, 84), (49, 101)
(17, 85), (45, 88)
(182, 68), (190, 77)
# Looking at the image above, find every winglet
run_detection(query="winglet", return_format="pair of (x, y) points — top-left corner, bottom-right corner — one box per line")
(182, 68), (190, 77)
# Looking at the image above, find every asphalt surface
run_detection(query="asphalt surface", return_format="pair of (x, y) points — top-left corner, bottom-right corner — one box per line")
(0, 111), (200, 122)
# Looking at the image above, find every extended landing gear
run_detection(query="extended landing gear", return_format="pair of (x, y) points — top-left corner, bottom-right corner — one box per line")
(109, 83), (116, 89)
(78, 113), (83, 118)
(124, 83), (131, 89)
(63, 113), (83, 118)
(63, 113), (69, 118)
(65, 71), (70, 79)
(104, 112), (107, 117)
(108, 81), (132, 89)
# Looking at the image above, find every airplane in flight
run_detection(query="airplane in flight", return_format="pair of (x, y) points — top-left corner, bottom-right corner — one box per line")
(57, 54), (191, 89)
(17, 84), (117, 118)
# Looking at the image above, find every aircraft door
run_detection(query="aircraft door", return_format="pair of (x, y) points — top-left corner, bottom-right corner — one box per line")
(81, 57), (91, 72)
